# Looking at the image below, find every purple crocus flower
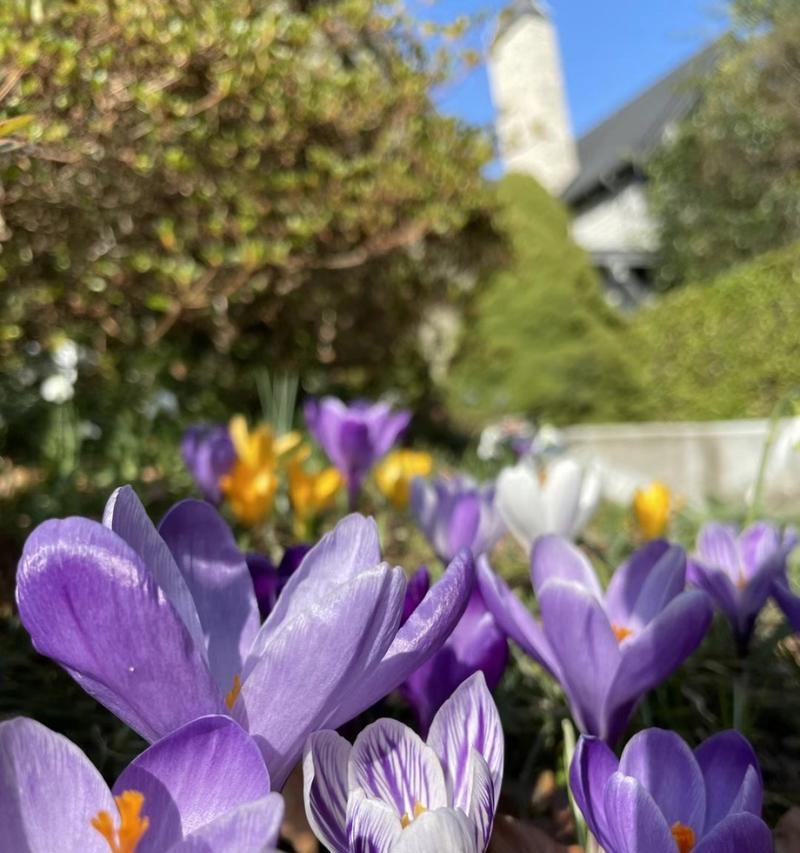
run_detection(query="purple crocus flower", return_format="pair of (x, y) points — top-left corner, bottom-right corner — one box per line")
(570, 728), (771, 853)
(0, 714), (284, 853)
(181, 423), (236, 503)
(411, 475), (505, 564)
(246, 544), (312, 619)
(401, 568), (508, 734)
(16, 487), (474, 788)
(304, 396), (411, 509)
(688, 521), (798, 654)
(303, 673), (503, 853)
(478, 536), (713, 744)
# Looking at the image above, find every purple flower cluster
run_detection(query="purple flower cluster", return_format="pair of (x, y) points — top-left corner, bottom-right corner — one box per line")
(8, 414), (790, 852)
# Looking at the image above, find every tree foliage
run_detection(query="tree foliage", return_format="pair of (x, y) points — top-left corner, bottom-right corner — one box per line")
(0, 0), (497, 459)
(648, 0), (800, 287)
(631, 243), (800, 420)
(446, 174), (643, 427)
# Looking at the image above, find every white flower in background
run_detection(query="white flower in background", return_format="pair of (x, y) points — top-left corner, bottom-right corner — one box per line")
(496, 458), (600, 552)
(143, 388), (179, 420)
(52, 339), (79, 371)
(40, 374), (75, 404)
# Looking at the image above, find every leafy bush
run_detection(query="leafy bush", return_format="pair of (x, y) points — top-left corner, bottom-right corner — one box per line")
(446, 174), (643, 427)
(631, 243), (800, 420)
(0, 0), (498, 467)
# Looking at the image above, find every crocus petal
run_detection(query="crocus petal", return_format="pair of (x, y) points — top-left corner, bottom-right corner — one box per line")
(349, 719), (448, 818)
(739, 522), (781, 578)
(346, 791), (402, 853)
(330, 550), (475, 724)
(166, 795), (284, 853)
(303, 731), (351, 853)
(607, 591), (713, 738)
(602, 773), (676, 853)
(531, 535), (603, 600)
(402, 567), (431, 625)
(372, 409), (412, 459)
(539, 579), (621, 736)
(545, 459), (584, 536)
(16, 518), (223, 743)
(569, 736), (618, 851)
(446, 495), (482, 560)
(738, 554), (786, 629)
(426, 673), (503, 813)
(0, 717), (113, 853)
(694, 731), (763, 832)
(255, 513), (381, 644)
(466, 750), (496, 850)
(496, 463), (546, 550)
(772, 572), (800, 632)
(113, 716), (269, 851)
(693, 812), (773, 853)
(687, 561), (741, 629)
(697, 523), (740, 580)
(159, 501), (260, 694)
(574, 468), (601, 536)
(241, 566), (406, 788)
(390, 809), (479, 853)
(476, 558), (560, 678)
(340, 418), (373, 476)
(621, 545), (687, 632)
(103, 486), (205, 651)
(410, 478), (439, 545)
(618, 729), (705, 834)
(604, 540), (678, 627)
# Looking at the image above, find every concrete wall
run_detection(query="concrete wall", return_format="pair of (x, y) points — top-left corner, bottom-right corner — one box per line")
(561, 418), (800, 511)
(571, 182), (659, 256)
(489, 13), (578, 195)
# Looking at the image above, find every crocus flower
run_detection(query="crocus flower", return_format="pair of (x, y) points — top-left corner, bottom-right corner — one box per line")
(303, 673), (503, 853)
(634, 481), (672, 540)
(219, 415), (302, 526)
(688, 521), (798, 653)
(180, 423), (236, 503)
(375, 449), (434, 509)
(17, 487), (474, 788)
(496, 458), (599, 552)
(401, 568), (508, 733)
(246, 544), (312, 619)
(304, 396), (411, 509)
(0, 714), (284, 853)
(570, 728), (771, 853)
(411, 475), (505, 563)
(287, 445), (343, 537)
(478, 536), (712, 744)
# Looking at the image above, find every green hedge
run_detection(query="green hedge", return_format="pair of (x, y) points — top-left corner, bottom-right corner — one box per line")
(446, 174), (643, 427)
(631, 243), (800, 420)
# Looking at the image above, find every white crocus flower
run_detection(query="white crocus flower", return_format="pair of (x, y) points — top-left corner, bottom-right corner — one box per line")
(496, 458), (600, 552)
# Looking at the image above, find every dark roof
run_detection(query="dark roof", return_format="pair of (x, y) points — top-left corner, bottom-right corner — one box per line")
(562, 42), (719, 206)
(491, 0), (548, 52)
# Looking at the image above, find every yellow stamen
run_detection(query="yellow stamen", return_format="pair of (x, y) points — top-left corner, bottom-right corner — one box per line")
(400, 801), (427, 828)
(671, 821), (696, 853)
(91, 790), (149, 853)
(736, 572), (748, 591)
(225, 673), (242, 710)
(612, 623), (633, 643)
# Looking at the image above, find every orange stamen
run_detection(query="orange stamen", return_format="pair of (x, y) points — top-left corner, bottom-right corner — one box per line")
(736, 572), (748, 591)
(91, 790), (149, 853)
(225, 673), (242, 710)
(612, 623), (633, 643)
(671, 821), (696, 853)
(400, 801), (427, 828)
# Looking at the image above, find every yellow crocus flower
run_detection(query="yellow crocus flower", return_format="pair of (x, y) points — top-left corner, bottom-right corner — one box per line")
(288, 445), (343, 536)
(633, 481), (672, 540)
(220, 415), (301, 526)
(375, 449), (434, 509)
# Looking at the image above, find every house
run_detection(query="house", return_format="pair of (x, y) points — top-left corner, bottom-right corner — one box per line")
(488, 0), (716, 308)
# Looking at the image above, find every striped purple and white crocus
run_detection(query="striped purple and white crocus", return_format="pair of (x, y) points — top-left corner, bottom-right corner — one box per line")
(303, 673), (503, 853)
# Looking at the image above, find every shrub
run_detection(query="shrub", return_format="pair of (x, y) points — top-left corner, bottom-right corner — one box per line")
(631, 243), (800, 420)
(445, 173), (643, 427)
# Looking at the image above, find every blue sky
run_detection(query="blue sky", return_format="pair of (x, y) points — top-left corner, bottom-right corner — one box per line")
(416, 0), (728, 138)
